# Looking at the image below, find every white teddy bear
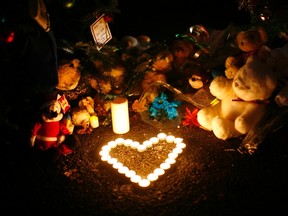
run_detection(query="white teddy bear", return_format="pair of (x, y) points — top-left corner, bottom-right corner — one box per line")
(197, 55), (278, 140)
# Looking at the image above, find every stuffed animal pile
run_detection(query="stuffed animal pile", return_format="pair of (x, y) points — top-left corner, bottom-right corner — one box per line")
(197, 50), (278, 140)
(224, 26), (268, 79)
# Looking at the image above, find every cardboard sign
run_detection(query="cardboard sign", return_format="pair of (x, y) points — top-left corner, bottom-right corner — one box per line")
(90, 14), (112, 50)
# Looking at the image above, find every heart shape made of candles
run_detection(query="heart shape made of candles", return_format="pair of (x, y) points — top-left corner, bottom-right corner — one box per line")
(99, 133), (186, 187)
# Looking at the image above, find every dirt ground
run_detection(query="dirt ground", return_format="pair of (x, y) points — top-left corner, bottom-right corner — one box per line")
(1, 100), (288, 216)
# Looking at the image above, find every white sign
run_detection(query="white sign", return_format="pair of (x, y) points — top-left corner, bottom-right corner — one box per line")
(90, 14), (112, 50)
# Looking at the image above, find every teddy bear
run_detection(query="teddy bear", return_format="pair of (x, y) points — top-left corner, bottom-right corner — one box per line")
(56, 59), (81, 91)
(197, 54), (278, 140)
(70, 96), (99, 134)
(30, 94), (73, 155)
(224, 26), (268, 79)
(259, 43), (288, 106)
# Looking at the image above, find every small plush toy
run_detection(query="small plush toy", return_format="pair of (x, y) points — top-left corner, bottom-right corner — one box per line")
(224, 26), (268, 79)
(197, 54), (278, 140)
(71, 96), (99, 134)
(260, 43), (288, 106)
(30, 94), (73, 154)
(134, 49), (174, 93)
(56, 59), (81, 91)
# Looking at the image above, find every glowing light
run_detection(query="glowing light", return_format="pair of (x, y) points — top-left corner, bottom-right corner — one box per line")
(115, 138), (125, 145)
(139, 179), (150, 187)
(111, 97), (130, 134)
(100, 135), (185, 187)
(130, 175), (141, 183)
(160, 162), (171, 170)
(125, 170), (136, 178)
(157, 133), (167, 141)
(174, 137), (183, 144)
(124, 139), (133, 147)
(173, 148), (183, 154)
(143, 140), (152, 148)
(168, 152), (178, 159)
(147, 173), (158, 181)
(118, 166), (129, 174)
(150, 137), (159, 144)
(113, 162), (123, 169)
(137, 145), (147, 152)
(177, 143), (186, 149)
(166, 135), (175, 143)
(154, 168), (165, 176)
(108, 141), (117, 148)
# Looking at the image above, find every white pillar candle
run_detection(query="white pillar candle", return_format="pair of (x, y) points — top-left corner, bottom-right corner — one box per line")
(111, 97), (130, 134)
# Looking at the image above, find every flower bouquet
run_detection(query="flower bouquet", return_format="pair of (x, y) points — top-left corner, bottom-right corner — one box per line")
(132, 81), (185, 129)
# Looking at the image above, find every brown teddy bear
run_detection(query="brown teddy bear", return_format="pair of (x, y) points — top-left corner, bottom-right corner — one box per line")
(224, 26), (268, 79)
(56, 59), (81, 91)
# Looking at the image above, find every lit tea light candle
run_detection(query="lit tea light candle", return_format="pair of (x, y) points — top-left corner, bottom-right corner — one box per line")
(173, 148), (183, 154)
(168, 152), (178, 159)
(166, 135), (175, 143)
(143, 140), (152, 148)
(137, 145), (146, 152)
(118, 166), (129, 174)
(130, 141), (139, 149)
(174, 137), (183, 144)
(100, 134), (186, 188)
(115, 138), (125, 145)
(177, 142), (186, 149)
(150, 137), (159, 144)
(147, 173), (158, 181)
(107, 157), (117, 165)
(111, 97), (130, 134)
(125, 170), (136, 178)
(160, 162), (171, 170)
(99, 150), (105, 156)
(124, 139), (133, 147)
(113, 162), (123, 169)
(101, 145), (111, 152)
(165, 158), (176, 164)
(130, 175), (141, 183)
(101, 154), (111, 161)
(154, 168), (165, 176)
(157, 132), (167, 141)
(108, 140), (117, 148)
(139, 179), (150, 187)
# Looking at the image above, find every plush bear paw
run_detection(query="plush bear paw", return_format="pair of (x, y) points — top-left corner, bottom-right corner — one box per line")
(211, 116), (230, 140)
(197, 109), (213, 131)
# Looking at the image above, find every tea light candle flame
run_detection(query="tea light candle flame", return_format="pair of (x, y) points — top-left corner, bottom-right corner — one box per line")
(139, 179), (150, 187)
(157, 133), (167, 141)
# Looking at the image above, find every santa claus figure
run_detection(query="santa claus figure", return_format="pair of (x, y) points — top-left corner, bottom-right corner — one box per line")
(30, 94), (73, 155)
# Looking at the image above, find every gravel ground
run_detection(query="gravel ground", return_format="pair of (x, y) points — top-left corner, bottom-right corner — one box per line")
(1, 100), (288, 216)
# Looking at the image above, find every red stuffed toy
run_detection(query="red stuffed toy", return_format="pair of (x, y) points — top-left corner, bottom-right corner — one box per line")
(30, 94), (73, 155)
